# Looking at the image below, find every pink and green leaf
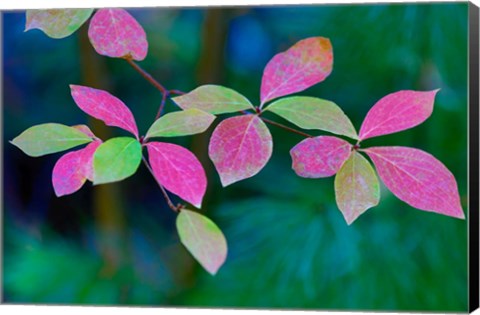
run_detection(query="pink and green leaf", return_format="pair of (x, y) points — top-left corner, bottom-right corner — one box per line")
(260, 37), (333, 106)
(88, 8), (148, 61)
(93, 137), (142, 185)
(70, 85), (139, 137)
(146, 109), (215, 139)
(265, 96), (358, 139)
(11, 123), (92, 157)
(334, 151), (380, 225)
(52, 140), (101, 196)
(290, 136), (352, 178)
(25, 9), (93, 39)
(358, 90), (439, 141)
(72, 124), (97, 139)
(364, 146), (464, 219)
(176, 209), (227, 275)
(147, 142), (207, 208)
(209, 115), (273, 186)
(172, 85), (254, 115)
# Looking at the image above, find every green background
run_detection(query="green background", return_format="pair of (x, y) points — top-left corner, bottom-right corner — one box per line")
(3, 3), (469, 311)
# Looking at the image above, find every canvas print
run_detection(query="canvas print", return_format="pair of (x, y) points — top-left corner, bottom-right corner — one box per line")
(2, 2), (478, 312)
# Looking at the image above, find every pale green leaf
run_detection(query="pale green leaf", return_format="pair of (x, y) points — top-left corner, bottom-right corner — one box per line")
(25, 9), (94, 39)
(172, 85), (254, 114)
(93, 137), (142, 185)
(334, 151), (380, 224)
(265, 96), (358, 139)
(146, 108), (215, 139)
(11, 123), (93, 157)
(177, 209), (228, 275)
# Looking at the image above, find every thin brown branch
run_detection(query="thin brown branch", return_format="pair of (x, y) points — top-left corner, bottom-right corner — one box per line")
(142, 156), (183, 213)
(259, 117), (313, 138)
(125, 58), (168, 94)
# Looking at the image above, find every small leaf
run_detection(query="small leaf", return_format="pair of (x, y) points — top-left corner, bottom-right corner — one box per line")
(70, 85), (139, 137)
(358, 90), (439, 140)
(334, 151), (380, 225)
(11, 123), (92, 157)
(25, 9), (93, 39)
(88, 8), (148, 61)
(147, 142), (207, 208)
(290, 136), (352, 178)
(52, 140), (101, 196)
(209, 115), (273, 186)
(93, 137), (142, 185)
(146, 109), (215, 139)
(176, 209), (227, 275)
(172, 85), (254, 114)
(72, 124), (96, 139)
(265, 96), (357, 139)
(260, 37), (333, 106)
(364, 146), (464, 219)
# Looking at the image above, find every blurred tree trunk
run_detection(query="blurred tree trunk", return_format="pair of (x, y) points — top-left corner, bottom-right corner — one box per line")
(77, 27), (129, 298)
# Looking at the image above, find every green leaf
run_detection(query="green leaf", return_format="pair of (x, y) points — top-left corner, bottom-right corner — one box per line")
(265, 96), (358, 139)
(334, 151), (380, 225)
(25, 9), (94, 39)
(172, 85), (254, 114)
(146, 108), (216, 139)
(93, 137), (142, 185)
(11, 123), (93, 157)
(177, 209), (228, 275)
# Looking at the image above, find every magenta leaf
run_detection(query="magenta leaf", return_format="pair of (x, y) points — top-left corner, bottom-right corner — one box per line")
(260, 37), (333, 106)
(147, 142), (207, 208)
(209, 115), (273, 186)
(290, 136), (352, 178)
(52, 140), (101, 196)
(70, 85), (139, 137)
(364, 146), (464, 219)
(88, 8), (148, 61)
(358, 90), (439, 141)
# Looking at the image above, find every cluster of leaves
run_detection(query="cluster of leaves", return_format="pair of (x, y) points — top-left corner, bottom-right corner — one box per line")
(14, 7), (464, 275)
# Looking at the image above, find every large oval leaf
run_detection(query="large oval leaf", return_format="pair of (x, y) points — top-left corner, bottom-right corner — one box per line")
(209, 115), (273, 186)
(290, 136), (352, 178)
(334, 151), (380, 225)
(147, 142), (207, 208)
(260, 37), (333, 106)
(172, 85), (254, 115)
(364, 146), (464, 219)
(11, 123), (92, 157)
(52, 140), (101, 197)
(88, 8), (148, 61)
(70, 85), (139, 137)
(265, 96), (357, 139)
(358, 90), (439, 141)
(176, 209), (227, 275)
(93, 137), (142, 185)
(25, 9), (93, 39)
(146, 109), (215, 139)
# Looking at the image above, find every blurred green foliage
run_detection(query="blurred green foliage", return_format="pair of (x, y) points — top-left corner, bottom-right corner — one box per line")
(3, 3), (469, 311)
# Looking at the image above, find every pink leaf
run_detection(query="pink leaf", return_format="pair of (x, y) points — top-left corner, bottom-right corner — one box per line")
(209, 115), (273, 186)
(260, 37), (333, 106)
(364, 146), (464, 219)
(88, 8), (148, 61)
(358, 90), (439, 141)
(70, 85), (138, 137)
(290, 136), (352, 178)
(52, 140), (101, 196)
(147, 142), (207, 208)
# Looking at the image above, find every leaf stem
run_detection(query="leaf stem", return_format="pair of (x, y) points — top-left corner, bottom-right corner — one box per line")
(260, 117), (313, 138)
(142, 156), (183, 213)
(124, 58), (185, 119)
